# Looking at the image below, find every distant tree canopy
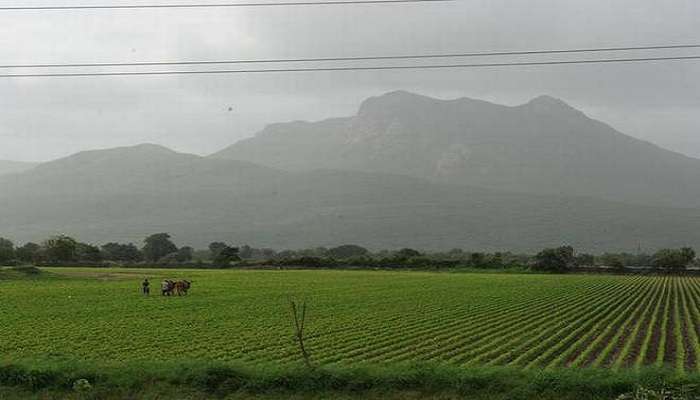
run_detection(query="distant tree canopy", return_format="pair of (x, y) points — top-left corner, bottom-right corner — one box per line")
(214, 245), (240, 265)
(76, 243), (103, 262)
(42, 235), (78, 263)
(239, 245), (253, 259)
(599, 252), (652, 267)
(101, 242), (142, 262)
(15, 242), (40, 263)
(395, 248), (422, 259)
(652, 248), (696, 272)
(574, 253), (595, 267)
(143, 233), (178, 262)
(534, 246), (575, 272)
(0, 237), (15, 264)
(606, 256), (626, 270)
(328, 244), (369, 259)
(469, 252), (485, 267)
(1, 231), (697, 274)
(176, 246), (194, 263)
(208, 242), (228, 258)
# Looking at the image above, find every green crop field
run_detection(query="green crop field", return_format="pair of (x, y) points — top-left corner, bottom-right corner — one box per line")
(1, 267), (699, 373)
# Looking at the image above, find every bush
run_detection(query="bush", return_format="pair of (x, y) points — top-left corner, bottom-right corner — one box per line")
(185, 366), (248, 394)
(11, 265), (41, 275)
(72, 378), (92, 393)
(616, 385), (700, 399)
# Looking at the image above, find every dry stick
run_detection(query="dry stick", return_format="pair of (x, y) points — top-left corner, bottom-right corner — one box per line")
(259, 289), (510, 365)
(289, 297), (313, 369)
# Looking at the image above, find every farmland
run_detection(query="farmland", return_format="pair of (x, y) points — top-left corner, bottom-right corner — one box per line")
(1, 268), (699, 372)
(3, 268), (700, 399)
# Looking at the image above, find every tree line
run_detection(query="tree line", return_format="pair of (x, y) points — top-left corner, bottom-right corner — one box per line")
(0, 233), (240, 266)
(0, 235), (697, 273)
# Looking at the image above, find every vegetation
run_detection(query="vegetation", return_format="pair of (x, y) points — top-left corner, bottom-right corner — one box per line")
(652, 248), (696, 272)
(1, 362), (700, 399)
(0, 234), (698, 274)
(142, 233), (178, 262)
(533, 246), (576, 272)
(1, 268), (699, 371)
(3, 268), (700, 398)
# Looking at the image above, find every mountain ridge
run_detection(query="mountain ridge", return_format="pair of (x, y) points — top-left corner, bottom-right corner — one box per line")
(0, 160), (39, 176)
(212, 91), (700, 209)
(2, 143), (700, 252)
(4, 91), (700, 252)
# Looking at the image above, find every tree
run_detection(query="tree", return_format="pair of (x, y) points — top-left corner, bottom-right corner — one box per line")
(101, 243), (142, 262)
(175, 246), (194, 263)
(489, 252), (504, 268)
(142, 233), (178, 262)
(298, 247), (329, 258)
(42, 235), (78, 263)
(469, 252), (485, 267)
(214, 246), (240, 265)
(76, 243), (103, 262)
(328, 244), (369, 259)
(609, 258), (625, 271)
(574, 253), (595, 267)
(395, 248), (422, 259)
(208, 242), (228, 259)
(259, 248), (276, 259)
(239, 245), (253, 259)
(0, 237), (15, 264)
(15, 242), (40, 264)
(652, 247), (695, 272)
(533, 246), (575, 272)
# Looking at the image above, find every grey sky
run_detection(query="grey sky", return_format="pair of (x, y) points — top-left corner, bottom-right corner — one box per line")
(1, 0), (699, 161)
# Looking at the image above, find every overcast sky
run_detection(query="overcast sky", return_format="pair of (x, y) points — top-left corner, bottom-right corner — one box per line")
(1, 0), (699, 161)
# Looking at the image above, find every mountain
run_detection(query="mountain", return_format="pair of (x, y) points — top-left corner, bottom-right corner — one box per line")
(0, 160), (38, 176)
(2, 144), (700, 252)
(213, 91), (700, 209)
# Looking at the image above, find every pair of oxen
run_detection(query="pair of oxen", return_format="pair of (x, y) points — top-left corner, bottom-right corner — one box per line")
(161, 279), (192, 296)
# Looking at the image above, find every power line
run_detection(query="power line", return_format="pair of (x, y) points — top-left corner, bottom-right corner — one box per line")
(2, 44), (699, 69)
(1, 55), (699, 78)
(0, 0), (451, 10)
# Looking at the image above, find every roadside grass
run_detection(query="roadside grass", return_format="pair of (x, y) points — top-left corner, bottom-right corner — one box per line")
(1, 361), (698, 400)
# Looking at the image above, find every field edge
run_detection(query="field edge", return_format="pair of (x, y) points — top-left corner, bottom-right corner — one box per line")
(1, 361), (698, 400)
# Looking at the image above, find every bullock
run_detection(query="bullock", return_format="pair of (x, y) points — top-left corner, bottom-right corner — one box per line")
(173, 280), (192, 296)
(161, 280), (175, 296)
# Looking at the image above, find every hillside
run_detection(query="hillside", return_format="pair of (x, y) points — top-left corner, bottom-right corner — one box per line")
(2, 144), (700, 252)
(213, 91), (700, 209)
(0, 160), (38, 176)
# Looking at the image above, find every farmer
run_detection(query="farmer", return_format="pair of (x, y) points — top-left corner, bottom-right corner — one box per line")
(142, 278), (150, 296)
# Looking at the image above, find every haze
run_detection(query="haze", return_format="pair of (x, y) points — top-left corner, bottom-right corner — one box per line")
(1, 0), (699, 162)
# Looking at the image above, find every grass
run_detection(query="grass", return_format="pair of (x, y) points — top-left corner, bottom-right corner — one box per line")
(2, 267), (700, 398)
(0, 360), (697, 399)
